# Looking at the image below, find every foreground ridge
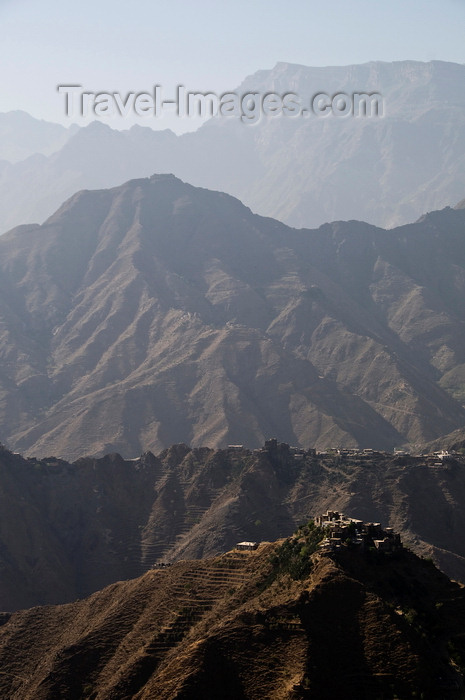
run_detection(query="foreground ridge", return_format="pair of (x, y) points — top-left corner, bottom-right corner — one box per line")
(0, 526), (463, 699)
(2, 439), (465, 613)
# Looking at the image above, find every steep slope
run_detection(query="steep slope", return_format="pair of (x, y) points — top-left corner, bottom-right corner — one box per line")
(0, 536), (463, 699)
(1, 175), (465, 458)
(0, 121), (177, 233)
(180, 60), (465, 230)
(0, 60), (464, 233)
(0, 110), (74, 164)
(1, 442), (465, 611)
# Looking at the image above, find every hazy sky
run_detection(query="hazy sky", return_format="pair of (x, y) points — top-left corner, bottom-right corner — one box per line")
(0, 0), (464, 132)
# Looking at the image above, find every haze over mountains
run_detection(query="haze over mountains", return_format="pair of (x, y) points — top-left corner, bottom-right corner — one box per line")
(1, 57), (465, 700)
(1, 174), (465, 459)
(0, 60), (464, 234)
(0, 110), (75, 164)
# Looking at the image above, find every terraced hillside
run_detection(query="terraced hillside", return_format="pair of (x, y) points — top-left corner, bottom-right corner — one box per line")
(0, 536), (463, 699)
(1, 441), (465, 611)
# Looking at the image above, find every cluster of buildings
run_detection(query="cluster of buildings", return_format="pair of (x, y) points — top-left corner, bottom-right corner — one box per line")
(314, 510), (402, 553)
(226, 441), (465, 469)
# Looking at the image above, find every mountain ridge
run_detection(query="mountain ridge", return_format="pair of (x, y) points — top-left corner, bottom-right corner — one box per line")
(1, 440), (465, 611)
(0, 527), (463, 699)
(0, 59), (464, 233)
(1, 174), (465, 459)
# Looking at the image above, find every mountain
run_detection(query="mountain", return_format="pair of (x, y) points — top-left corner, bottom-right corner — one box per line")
(0, 530), (463, 699)
(0, 110), (74, 164)
(1, 175), (465, 459)
(183, 60), (465, 230)
(0, 60), (464, 234)
(0, 121), (176, 233)
(1, 441), (465, 612)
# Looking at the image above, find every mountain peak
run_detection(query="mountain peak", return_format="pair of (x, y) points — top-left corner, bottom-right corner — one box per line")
(1, 178), (465, 461)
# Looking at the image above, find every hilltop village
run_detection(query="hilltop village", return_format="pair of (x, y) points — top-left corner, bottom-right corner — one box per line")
(228, 438), (464, 467)
(237, 511), (403, 560)
(7, 436), (463, 473)
(314, 510), (402, 553)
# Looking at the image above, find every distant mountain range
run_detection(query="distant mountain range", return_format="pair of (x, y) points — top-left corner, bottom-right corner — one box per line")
(0, 60), (464, 234)
(1, 60), (464, 700)
(0, 110), (75, 164)
(1, 174), (465, 458)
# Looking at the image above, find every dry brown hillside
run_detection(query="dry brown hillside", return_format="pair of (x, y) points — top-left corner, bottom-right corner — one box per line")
(1, 442), (465, 612)
(0, 535), (463, 699)
(1, 175), (465, 459)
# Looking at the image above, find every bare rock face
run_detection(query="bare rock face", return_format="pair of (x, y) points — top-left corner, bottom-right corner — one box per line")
(1, 175), (465, 459)
(0, 536), (463, 699)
